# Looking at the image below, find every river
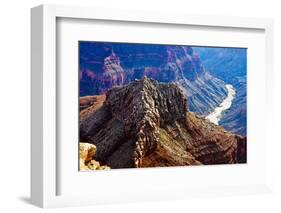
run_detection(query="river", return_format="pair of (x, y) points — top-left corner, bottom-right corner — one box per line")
(205, 84), (236, 125)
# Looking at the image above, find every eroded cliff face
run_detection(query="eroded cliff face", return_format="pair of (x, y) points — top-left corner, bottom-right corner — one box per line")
(80, 77), (246, 169)
(220, 79), (246, 136)
(193, 47), (247, 135)
(79, 43), (228, 116)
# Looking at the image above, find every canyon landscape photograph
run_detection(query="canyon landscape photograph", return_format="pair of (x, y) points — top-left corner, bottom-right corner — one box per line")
(79, 41), (247, 171)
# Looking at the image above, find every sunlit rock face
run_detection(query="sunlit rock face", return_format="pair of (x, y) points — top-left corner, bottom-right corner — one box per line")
(79, 143), (110, 171)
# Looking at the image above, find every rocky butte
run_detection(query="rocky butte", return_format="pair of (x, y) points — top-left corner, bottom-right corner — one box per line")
(80, 77), (246, 169)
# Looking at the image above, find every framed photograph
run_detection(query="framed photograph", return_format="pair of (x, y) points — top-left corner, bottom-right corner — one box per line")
(31, 4), (274, 208)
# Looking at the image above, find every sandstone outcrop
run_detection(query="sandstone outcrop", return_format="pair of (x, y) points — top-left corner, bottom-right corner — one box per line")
(79, 142), (110, 171)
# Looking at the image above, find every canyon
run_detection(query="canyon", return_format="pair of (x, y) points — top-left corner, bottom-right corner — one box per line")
(80, 42), (229, 118)
(80, 42), (246, 135)
(80, 77), (246, 169)
(194, 47), (247, 135)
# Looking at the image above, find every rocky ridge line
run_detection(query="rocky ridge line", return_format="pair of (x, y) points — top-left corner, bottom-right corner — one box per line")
(80, 77), (246, 169)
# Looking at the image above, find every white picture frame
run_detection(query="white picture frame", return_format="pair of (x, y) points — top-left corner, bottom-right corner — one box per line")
(31, 4), (274, 208)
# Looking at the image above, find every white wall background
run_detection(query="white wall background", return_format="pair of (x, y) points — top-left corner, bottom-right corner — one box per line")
(0, 0), (280, 212)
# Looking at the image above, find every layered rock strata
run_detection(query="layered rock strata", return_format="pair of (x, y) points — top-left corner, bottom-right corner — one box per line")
(80, 77), (246, 169)
(79, 43), (228, 116)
